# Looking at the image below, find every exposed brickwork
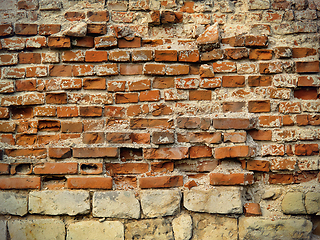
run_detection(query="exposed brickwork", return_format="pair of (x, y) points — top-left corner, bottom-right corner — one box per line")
(0, 0), (319, 238)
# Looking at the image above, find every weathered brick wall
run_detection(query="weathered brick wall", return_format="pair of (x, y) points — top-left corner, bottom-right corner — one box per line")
(0, 0), (320, 239)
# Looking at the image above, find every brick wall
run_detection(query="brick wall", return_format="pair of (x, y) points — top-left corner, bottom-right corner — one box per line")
(0, 0), (320, 239)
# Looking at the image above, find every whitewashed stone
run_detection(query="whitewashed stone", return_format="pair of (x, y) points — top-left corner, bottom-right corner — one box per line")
(0, 221), (6, 240)
(125, 219), (174, 240)
(282, 191), (306, 214)
(8, 219), (65, 240)
(192, 213), (237, 240)
(305, 192), (320, 214)
(29, 190), (90, 216)
(184, 187), (243, 214)
(67, 221), (124, 240)
(172, 214), (192, 240)
(93, 191), (140, 219)
(141, 189), (181, 218)
(0, 192), (28, 216)
(63, 22), (87, 37)
(239, 217), (312, 240)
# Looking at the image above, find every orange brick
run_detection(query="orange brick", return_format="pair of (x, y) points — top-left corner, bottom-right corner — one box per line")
(0, 177), (40, 189)
(67, 176), (112, 189)
(34, 162), (77, 174)
(139, 175), (183, 188)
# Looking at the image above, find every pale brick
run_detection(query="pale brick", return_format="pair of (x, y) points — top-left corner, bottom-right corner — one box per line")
(29, 190), (90, 216)
(172, 214), (192, 240)
(193, 213), (238, 240)
(305, 192), (320, 214)
(0, 221), (6, 240)
(67, 221), (124, 240)
(8, 219), (65, 240)
(141, 189), (181, 218)
(0, 192), (28, 216)
(184, 187), (243, 214)
(239, 217), (312, 240)
(282, 191), (306, 214)
(93, 191), (140, 219)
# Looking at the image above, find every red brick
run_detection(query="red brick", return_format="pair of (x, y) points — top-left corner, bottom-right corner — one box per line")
(19, 52), (41, 64)
(222, 76), (245, 87)
(294, 88), (318, 100)
(80, 163), (103, 175)
(95, 63), (118, 76)
(1, 38), (25, 50)
(132, 50), (153, 62)
(150, 162), (174, 173)
(0, 177), (40, 189)
(26, 66), (47, 78)
(72, 36), (94, 48)
(83, 77), (106, 90)
(87, 23), (107, 35)
(245, 35), (268, 47)
(106, 163), (149, 175)
(85, 50), (108, 62)
(143, 63), (166, 75)
(67, 176), (112, 189)
(249, 49), (273, 60)
(87, 10), (109, 21)
(115, 93), (139, 104)
(248, 75), (272, 86)
(109, 50), (130, 62)
(94, 36), (117, 49)
(45, 92), (67, 104)
(118, 37), (141, 48)
(295, 144), (319, 156)
(190, 146), (212, 158)
(120, 64), (143, 75)
(247, 160), (269, 172)
(248, 130), (272, 141)
(61, 121), (83, 133)
(279, 102), (301, 113)
(4, 148), (46, 158)
(130, 118), (173, 129)
(48, 37), (71, 48)
(224, 132), (247, 143)
(244, 203), (262, 216)
(296, 61), (319, 73)
(139, 175), (183, 188)
(0, 53), (18, 66)
(38, 120), (60, 132)
(212, 62), (237, 73)
(15, 134), (37, 146)
(26, 37), (47, 48)
(222, 36), (245, 47)
(248, 100), (271, 113)
(144, 147), (188, 160)
(15, 23), (37, 35)
(49, 148), (72, 158)
(270, 158), (296, 171)
(139, 90), (160, 102)
(0, 163), (9, 174)
(0, 108), (10, 119)
(39, 24), (61, 35)
(200, 77), (222, 89)
(83, 132), (105, 144)
(213, 118), (254, 129)
(49, 65), (72, 77)
(73, 147), (118, 158)
(155, 50), (177, 62)
(269, 173), (293, 184)
(210, 172), (254, 185)
(72, 65), (94, 77)
(64, 11), (85, 21)
(57, 106), (78, 118)
(0, 24), (13, 36)
(3, 67), (25, 79)
(0, 81), (14, 93)
(178, 50), (200, 62)
(11, 107), (33, 119)
(34, 162), (77, 174)
(261, 144), (285, 156)
(152, 132), (174, 145)
(61, 50), (85, 62)
(222, 102), (245, 112)
(200, 49), (224, 61)
(177, 117), (200, 129)
(294, 172), (318, 183)
(298, 76), (320, 87)
(292, 48), (317, 58)
(79, 106), (103, 117)
(166, 64), (189, 75)
(215, 145), (250, 159)
(259, 62), (283, 74)
(189, 90), (212, 100)
(224, 48), (248, 60)
(199, 64), (215, 78)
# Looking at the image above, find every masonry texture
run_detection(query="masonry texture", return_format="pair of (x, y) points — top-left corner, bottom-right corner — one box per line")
(0, 0), (320, 239)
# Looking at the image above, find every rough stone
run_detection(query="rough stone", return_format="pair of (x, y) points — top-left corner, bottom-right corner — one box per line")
(63, 22), (87, 37)
(172, 214), (192, 240)
(239, 217), (312, 240)
(141, 189), (181, 218)
(8, 219), (65, 240)
(93, 191), (140, 219)
(0, 192), (28, 216)
(0, 221), (6, 240)
(29, 190), (90, 216)
(192, 213), (238, 240)
(305, 192), (320, 214)
(67, 221), (124, 240)
(184, 187), (243, 214)
(282, 191), (306, 214)
(125, 219), (174, 240)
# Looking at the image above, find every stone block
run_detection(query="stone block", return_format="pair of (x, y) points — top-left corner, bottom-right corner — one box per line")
(184, 187), (243, 214)
(172, 214), (192, 240)
(67, 221), (124, 240)
(0, 221), (6, 240)
(93, 191), (140, 219)
(125, 219), (174, 240)
(193, 213), (238, 240)
(29, 190), (90, 216)
(305, 192), (320, 214)
(0, 192), (28, 216)
(239, 217), (312, 240)
(141, 189), (181, 218)
(282, 191), (306, 214)
(8, 219), (65, 240)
